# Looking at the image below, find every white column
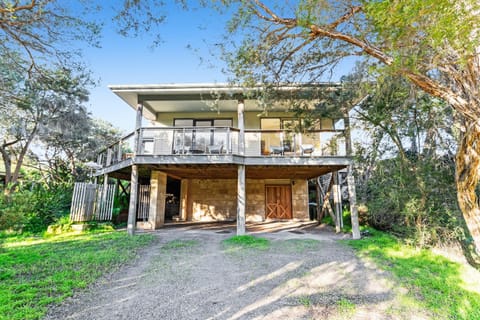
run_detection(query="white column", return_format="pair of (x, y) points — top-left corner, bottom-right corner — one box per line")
(237, 99), (245, 155)
(332, 171), (342, 233)
(127, 102), (143, 236)
(236, 98), (246, 235)
(237, 164), (246, 235)
(148, 171), (167, 229)
(127, 165), (138, 236)
(134, 103), (143, 155)
(348, 166), (361, 239)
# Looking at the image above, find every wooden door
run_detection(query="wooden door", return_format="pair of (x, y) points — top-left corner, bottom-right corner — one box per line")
(265, 185), (292, 219)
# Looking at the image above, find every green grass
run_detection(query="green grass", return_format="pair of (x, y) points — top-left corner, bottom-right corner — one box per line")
(345, 230), (480, 319)
(0, 231), (154, 320)
(222, 235), (270, 250)
(336, 298), (356, 315)
(297, 295), (312, 307)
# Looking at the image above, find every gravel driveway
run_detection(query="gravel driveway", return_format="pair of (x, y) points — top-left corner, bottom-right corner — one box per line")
(45, 222), (430, 320)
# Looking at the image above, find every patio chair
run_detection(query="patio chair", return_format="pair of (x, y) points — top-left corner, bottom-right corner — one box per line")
(269, 145), (284, 155)
(300, 144), (314, 156)
(208, 144), (224, 154)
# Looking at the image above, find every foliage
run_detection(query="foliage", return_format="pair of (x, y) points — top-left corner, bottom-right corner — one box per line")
(0, 1), (101, 71)
(359, 156), (465, 246)
(349, 71), (466, 247)
(0, 231), (154, 320)
(209, 0), (480, 253)
(0, 63), (93, 188)
(346, 230), (480, 319)
(0, 181), (72, 233)
(45, 216), (73, 235)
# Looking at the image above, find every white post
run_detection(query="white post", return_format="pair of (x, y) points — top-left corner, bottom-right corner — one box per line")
(127, 102), (143, 236)
(237, 99), (245, 156)
(237, 98), (246, 235)
(148, 171), (167, 229)
(348, 166), (361, 239)
(237, 164), (246, 235)
(127, 165), (138, 236)
(332, 171), (342, 233)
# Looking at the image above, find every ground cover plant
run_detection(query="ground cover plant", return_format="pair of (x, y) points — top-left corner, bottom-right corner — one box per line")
(222, 235), (270, 251)
(346, 230), (480, 319)
(0, 230), (154, 320)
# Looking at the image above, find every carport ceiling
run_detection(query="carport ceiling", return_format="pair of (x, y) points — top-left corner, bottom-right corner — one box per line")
(109, 164), (347, 181)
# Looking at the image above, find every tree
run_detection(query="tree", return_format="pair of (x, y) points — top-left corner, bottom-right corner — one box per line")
(345, 69), (463, 246)
(0, 0), (171, 72)
(0, 0), (102, 72)
(0, 63), (92, 192)
(42, 117), (122, 180)
(216, 0), (480, 254)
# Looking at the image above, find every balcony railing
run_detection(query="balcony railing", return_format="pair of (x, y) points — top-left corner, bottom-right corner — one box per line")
(97, 126), (346, 167)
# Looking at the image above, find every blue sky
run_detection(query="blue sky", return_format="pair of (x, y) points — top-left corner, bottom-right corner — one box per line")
(81, 3), (354, 133)
(82, 4), (230, 132)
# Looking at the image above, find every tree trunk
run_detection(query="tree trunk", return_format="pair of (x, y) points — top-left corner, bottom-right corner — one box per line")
(456, 122), (480, 257)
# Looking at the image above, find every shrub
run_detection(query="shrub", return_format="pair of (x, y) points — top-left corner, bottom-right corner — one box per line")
(0, 184), (73, 233)
(358, 156), (465, 247)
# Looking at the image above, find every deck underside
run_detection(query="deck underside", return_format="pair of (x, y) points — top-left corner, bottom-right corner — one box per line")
(107, 163), (347, 181)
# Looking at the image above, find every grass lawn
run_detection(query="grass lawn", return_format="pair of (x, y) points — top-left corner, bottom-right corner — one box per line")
(0, 230), (154, 320)
(222, 235), (270, 251)
(346, 230), (480, 320)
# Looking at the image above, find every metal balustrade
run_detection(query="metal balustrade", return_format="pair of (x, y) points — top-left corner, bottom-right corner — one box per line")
(96, 126), (346, 168)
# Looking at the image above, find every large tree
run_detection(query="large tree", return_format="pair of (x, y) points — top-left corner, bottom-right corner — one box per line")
(213, 0), (480, 253)
(0, 62), (92, 191)
(0, 0), (102, 72)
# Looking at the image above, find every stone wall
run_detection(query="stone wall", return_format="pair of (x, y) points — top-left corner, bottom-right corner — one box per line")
(188, 179), (237, 221)
(246, 179), (265, 221)
(182, 178), (309, 222)
(292, 179), (309, 220)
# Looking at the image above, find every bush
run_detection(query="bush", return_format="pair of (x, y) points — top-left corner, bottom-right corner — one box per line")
(358, 156), (465, 247)
(0, 184), (73, 233)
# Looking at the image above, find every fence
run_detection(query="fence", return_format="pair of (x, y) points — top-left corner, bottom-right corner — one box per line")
(137, 184), (151, 221)
(70, 182), (115, 222)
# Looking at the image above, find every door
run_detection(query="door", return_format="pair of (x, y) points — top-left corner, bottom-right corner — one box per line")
(193, 120), (213, 152)
(265, 185), (292, 219)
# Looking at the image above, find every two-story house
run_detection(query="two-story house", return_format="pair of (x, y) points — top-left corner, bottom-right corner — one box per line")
(95, 83), (360, 238)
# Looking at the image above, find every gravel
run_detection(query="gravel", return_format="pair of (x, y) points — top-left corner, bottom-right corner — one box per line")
(44, 222), (431, 320)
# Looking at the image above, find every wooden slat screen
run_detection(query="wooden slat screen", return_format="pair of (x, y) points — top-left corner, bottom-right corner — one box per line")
(70, 183), (115, 222)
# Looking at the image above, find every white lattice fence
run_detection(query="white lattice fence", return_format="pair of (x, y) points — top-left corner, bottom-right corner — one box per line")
(70, 183), (115, 222)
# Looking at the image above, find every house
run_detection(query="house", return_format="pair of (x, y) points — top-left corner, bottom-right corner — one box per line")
(95, 83), (360, 238)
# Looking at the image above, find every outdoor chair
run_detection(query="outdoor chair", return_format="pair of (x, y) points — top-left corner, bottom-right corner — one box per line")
(300, 144), (314, 156)
(269, 145), (284, 155)
(208, 144), (224, 154)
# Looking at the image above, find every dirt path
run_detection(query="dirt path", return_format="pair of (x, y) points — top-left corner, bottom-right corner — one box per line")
(45, 223), (430, 320)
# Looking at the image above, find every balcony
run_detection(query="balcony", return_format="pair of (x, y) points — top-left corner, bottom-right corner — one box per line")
(96, 126), (348, 169)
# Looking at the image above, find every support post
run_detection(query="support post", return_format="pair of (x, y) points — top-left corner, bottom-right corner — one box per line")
(348, 166), (361, 239)
(332, 171), (342, 233)
(135, 103), (143, 154)
(180, 179), (189, 221)
(236, 98), (246, 235)
(100, 173), (109, 219)
(148, 171), (167, 229)
(127, 165), (138, 236)
(237, 164), (246, 235)
(237, 99), (245, 156)
(127, 102), (143, 236)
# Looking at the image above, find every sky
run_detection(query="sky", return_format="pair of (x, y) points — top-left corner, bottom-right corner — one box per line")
(82, 3), (231, 132)
(80, 2), (354, 133)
